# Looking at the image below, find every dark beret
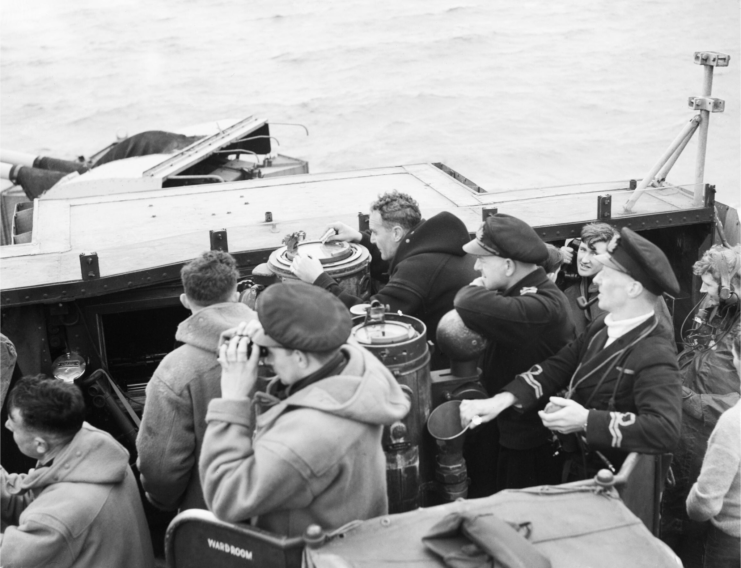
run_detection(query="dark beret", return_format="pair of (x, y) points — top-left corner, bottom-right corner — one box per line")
(463, 213), (548, 264)
(253, 282), (352, 351)
(595, 227), (680, 296)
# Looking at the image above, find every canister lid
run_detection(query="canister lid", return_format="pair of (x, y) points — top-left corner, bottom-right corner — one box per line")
(353, 320), (418, 345)
(283, 241), (353, 264)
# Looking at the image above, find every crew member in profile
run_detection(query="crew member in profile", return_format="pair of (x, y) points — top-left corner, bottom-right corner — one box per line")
(453, 214), (575, 496)
(290, 190), (476, 368)
(685, 330), (740, 568)
(661, 244), (740, 567)
(1, 375), (154, 568)
(462, 227), (683, 479)
(199, 283), (410, 537)
(136, 250), (256, 512)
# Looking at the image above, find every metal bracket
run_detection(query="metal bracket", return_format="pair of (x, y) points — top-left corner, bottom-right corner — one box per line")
(704, 184), (716, 208)
(482, 207), (498, 221)
(688, 96), (725, 113)
(358, 212), (370, 232)
(693, 51), (731, 67)
(597, 195), (612, 220)
(209, 229), (228, 252)
(80, 252), (100, 280)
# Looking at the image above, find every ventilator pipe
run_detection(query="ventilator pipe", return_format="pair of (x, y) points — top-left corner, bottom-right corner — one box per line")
(0, 162), (14, 180)
(0, 149), (88, 174)
(1, 165), (67, 200)
(0, 149), (36, 167)
(623, 116), (702, 213)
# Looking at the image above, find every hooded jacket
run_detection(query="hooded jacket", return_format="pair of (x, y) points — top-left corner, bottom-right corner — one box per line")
(314, 211), (477, 344)
(136, 301), (257, 511)
(0, 424), (153, 568)
(199, 341), (411, 537)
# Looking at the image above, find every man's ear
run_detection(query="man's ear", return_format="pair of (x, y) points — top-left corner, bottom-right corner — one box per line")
(505, 259), (516, 277)
(180, 293), (191, 310)
(294, 350), (309, 369)
(392, 225), (405, 242)
(627, 280), (644, 298)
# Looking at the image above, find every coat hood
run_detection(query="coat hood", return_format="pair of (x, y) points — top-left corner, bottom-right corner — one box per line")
(257, 340), (411, 428)
(6, 423), (130, 494)
(390, 211), (470, 272)
(176, 302), (257, 353)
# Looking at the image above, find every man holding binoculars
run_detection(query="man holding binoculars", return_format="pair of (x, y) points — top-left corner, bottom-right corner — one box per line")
(198, 282), (410, 537)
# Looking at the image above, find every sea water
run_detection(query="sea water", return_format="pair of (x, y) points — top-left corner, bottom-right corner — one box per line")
(1, 0), (738, 206)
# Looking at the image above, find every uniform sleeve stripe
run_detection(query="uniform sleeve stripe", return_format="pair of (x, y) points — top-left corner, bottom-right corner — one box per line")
(522, 375), (543, 399)
(519, 365), (544, 399)
(608, 411), (636, 448)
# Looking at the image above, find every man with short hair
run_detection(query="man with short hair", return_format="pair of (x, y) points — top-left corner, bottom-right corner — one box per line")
(453, 214), (575, 495)
(199, 283), (411, 536)
(291, 190), (476, 366)
(1, 375), (154, 568)
(136, 250), (256, 511)
(462, 227), (683, 478)
(560, 222), (616, 335)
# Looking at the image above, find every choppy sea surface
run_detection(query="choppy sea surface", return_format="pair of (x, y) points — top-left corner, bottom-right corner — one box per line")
(1, 0), (739, 206)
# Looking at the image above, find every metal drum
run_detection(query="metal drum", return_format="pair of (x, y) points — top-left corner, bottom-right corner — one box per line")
(267, 240), (370, 296)
(351, 303), (433, 513)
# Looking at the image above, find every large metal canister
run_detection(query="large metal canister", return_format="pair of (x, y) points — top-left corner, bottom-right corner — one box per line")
(267, 240), (370, 296)
(351, 304), (433, 513)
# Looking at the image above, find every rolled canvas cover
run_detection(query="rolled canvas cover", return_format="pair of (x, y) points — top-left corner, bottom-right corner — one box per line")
(305, 486), (678, 568)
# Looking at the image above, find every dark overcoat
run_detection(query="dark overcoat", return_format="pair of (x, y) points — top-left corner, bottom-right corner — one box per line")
(454, 270), (575, 450)
(504, 313), (682, 470)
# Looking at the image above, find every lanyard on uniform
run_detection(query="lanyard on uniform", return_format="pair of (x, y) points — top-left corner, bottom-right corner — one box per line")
(566, 318), (658, 406)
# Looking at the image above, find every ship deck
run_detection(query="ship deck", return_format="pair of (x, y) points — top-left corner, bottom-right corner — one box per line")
(0, 162), (715, 303)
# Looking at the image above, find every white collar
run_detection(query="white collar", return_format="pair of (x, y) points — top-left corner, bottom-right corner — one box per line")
(604, 311), (654, 345)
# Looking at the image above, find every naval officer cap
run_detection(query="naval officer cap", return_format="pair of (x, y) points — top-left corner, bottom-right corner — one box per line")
(594, 227), (680, 296)
(252, 282), (352, 351)
(463, 213), (549, 264)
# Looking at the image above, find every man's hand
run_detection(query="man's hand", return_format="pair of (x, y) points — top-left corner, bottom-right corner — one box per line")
(460, 392), (517, 429)
(290, 253), (326, 284)
(218, 321), (261, 400)
(323, 221), (362, 244)
(559, 246), (574, 265)
(469, 276), (486, 287)
(538, 396), (589, 434)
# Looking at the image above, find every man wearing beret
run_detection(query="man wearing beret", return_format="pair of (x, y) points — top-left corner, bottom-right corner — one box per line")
(291, 190), (477, 369)
(198, 283), (411, 537)
(454, 213), (575, 496)
(461, 227), (683, 478)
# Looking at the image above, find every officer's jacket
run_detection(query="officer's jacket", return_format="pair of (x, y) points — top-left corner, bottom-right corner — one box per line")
(454, 268), (575, 449)
(504, 313), (682, 465)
